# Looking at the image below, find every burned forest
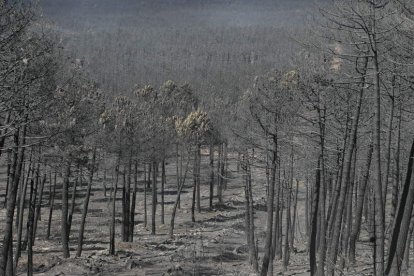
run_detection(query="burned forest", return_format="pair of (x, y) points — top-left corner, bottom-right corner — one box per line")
(1, 0), (414, 275)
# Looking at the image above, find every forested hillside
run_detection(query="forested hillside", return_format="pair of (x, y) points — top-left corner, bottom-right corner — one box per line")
(38, 0), (311, 98)
(1, 0), (414, 276)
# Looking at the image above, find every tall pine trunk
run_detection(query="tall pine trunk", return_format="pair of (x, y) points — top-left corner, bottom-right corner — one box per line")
(144, 164), (148, 227)
(326, 58), (366, 275)
(0, 126), (25, 276)
(349, 143), (373, 263)
(243, 152), (258, 272)
(151, 161), (157, 235)
(260, 134), (277, 276)
(67, 168), (80, 237)
(33, 173), (46, 243)
(372, 50), (385, 276)
(122, 154), (132, 241)
(161, 160), (165, 224)
(27, 176), (35, 276)
(14, 158), (32, 268)
(170, 153), (190, 238)
(76, 149), (96, 257)
(129, 161), (138, 241)
(61, 162), (71, 258)
(109, 162), (120, 255)
(310, 158), (321, 276)
(209, 144), (214, 210)
(217, 144), (223, 205)
(46, 171), (57, 239)
(386, 138), (414, 275)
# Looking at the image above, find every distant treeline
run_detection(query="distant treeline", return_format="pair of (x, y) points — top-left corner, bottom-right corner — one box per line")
(38, 0), (310, 100)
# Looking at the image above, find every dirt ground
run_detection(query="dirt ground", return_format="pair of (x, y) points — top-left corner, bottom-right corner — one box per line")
(0, 153), (413, 275)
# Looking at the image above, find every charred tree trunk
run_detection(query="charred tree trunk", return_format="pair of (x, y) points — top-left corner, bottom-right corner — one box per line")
(209, 144), (214, 210)
(283, 174), (292, 271)
(276, 163), (283, 260)
(372, 50), (385, 276)
(243, 152), (259, 272)
(161, 160), (165, 224)
(0, 126), (25, 276)
(109, 163), (120, 255)
(284, 145), (295, 271)
(33, 173), (46, 243)
(217, 143), (223, 205)
(27, 177), (35, 276)
(14, 158), (32, 268)
(327, 122), (349, 240)
(390, 102), (402, 230)
(383, 78), (396, 218)
(176, 144), (181, 209)
(310, 158), (321, 276)
(122, 154), (132, 242)
(317, 104), (327, 276)
(61, 162), (71, 258)
(305, 178), (310, 238)
(272, 159), (282, 261)
(76, 149), (96, 257)
(3, 151), (11, 209)
(326, 58), (366, 275)
(291, 179), (299, 250)
(191, 146), (198, 222)
(46, 171), (57, 239)
(129, 161), (138, 241)
(151, 161), (157, 235)
(103, 168), (107, 198)
(349, 143), (373, 263)
(260, 134), (277, 276)
(170, 152), (190, 239)
(144, 163), (148, 227)
(223, 142), (228, 190)
(67, 168), (80, 237)
(340, 148), (357, 270)
(196, 145), (201, 213)
(386, 138), (414, 275)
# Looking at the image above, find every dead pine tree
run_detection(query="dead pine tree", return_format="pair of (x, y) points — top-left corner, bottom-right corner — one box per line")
(242, 151), (259, 272)
(46, 171), (57, 239)
(67, 167), (81, 236)
(309, 158), (321, 276)
(217, 143), (223, 206)
(15, 155), (33, 268)
(161, 159), (166, 224)
(386, 138), (414, 275)
(170, 150), (191, 239)
(76, 148), (96, 257)
(33, 173), (47, 244)
(61, 162), (71, 258)
(260, 134), (277, 276)
(27, 175), (35, 276)
(0, 126), (26, 276)
(151, 161), (157, 235)
(129, 160), (139, 241)
(283, 143), (294, 271)
(209, 143), (214, 210)
(109, 162), (120, 255)
(144, 163), (148, 227)
(122, 155), (132, 241)
(290, 179), (299, 251)
(349, 142), (373, 264)
(191, 146), (197, 222)
(195, 145), (201, 213)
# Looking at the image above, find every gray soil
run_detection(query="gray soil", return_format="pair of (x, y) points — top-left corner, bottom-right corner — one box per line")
(0, 152), (412, 275)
